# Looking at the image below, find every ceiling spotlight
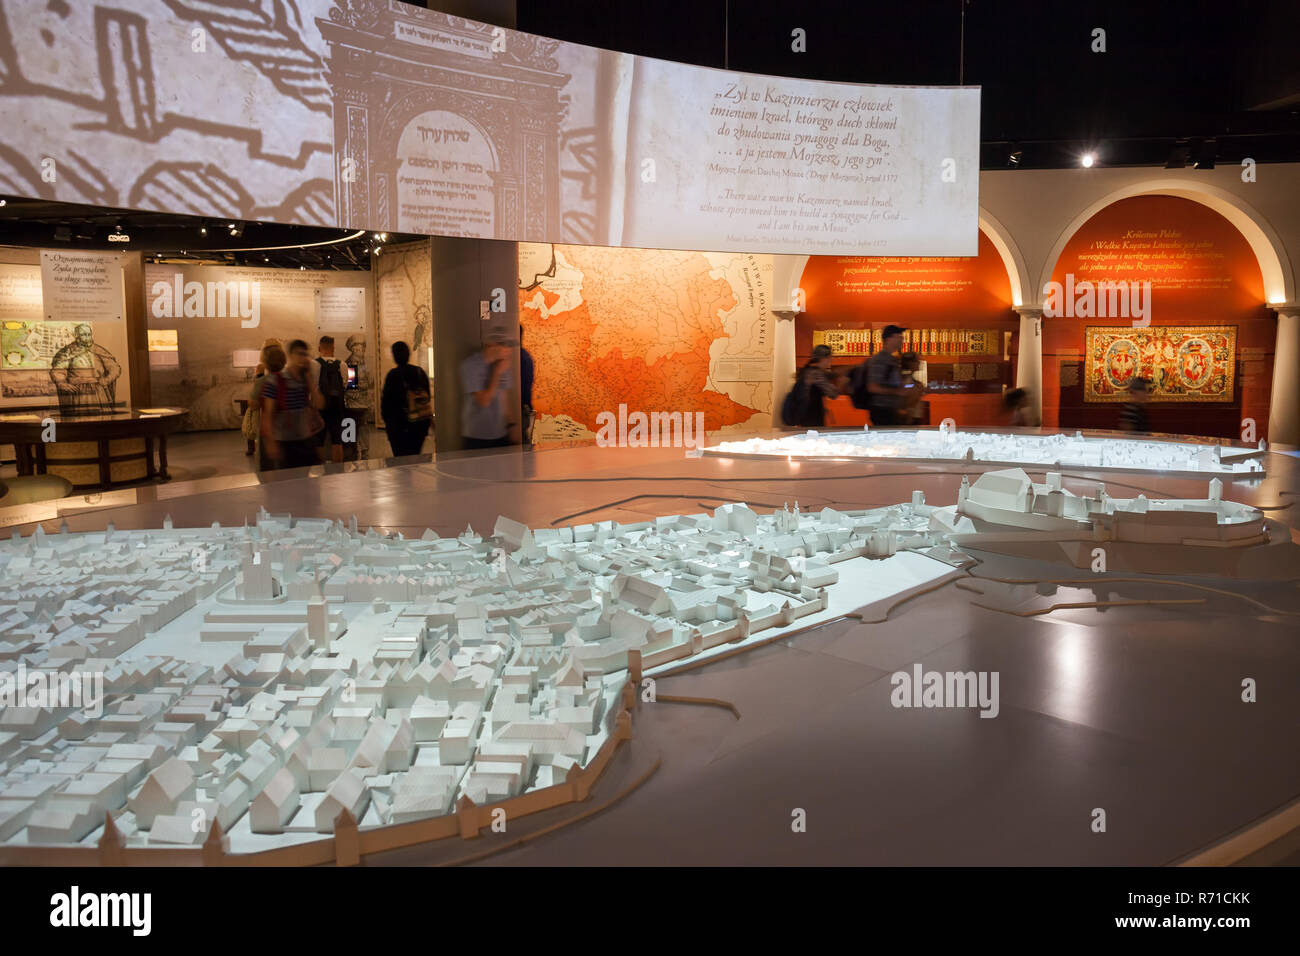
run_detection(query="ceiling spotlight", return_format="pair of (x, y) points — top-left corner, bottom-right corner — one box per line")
(0, 198), (7, 207)
(198, 222), (208, 236)
(1080, 153), (1095, 168)
(263, 256), (269, 262)
(1007, 149), (1022, 168)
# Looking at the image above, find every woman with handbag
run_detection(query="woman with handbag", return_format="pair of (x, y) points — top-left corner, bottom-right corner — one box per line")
(380, 341), (432, 458)
(260, 340), (326, 471)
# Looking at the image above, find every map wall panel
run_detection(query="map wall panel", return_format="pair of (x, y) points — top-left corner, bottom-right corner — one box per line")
(518, 243), (773, 443)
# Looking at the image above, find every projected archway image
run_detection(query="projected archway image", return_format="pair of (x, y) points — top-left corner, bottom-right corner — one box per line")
(394, 109), (498, 238)
(0, 0), (978, 255)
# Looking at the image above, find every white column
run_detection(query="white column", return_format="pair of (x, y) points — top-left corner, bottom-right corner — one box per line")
(771, 310), (798, 429)
(770, 254), (809, 432)
(1268, 306), (1300, 446)
(1014, 307), (1043, 425)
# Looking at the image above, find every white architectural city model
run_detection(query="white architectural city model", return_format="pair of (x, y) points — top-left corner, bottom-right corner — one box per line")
(0, 474), (1270, 852)
(709, 428), (1267, 477)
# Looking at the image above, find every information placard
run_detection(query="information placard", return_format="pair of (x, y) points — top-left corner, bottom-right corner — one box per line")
(40, 250), (123, 323)
(316, 287), (367, 333)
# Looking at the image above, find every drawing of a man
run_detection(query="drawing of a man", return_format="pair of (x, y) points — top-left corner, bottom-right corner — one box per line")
(48, 323), (121, 413)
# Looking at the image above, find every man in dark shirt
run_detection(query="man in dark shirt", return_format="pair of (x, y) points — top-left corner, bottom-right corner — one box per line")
(519, 324), (535, 446)
(315, 335), (347, 463)
(864, 325), (910, 427)
(380, 341), (432, 457)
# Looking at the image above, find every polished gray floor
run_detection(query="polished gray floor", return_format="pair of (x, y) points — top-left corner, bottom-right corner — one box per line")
(5, 431), (1299, 864)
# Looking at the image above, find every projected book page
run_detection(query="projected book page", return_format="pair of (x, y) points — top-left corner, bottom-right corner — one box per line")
(616, 60), (980, 255)
(0, 0), (979, 256)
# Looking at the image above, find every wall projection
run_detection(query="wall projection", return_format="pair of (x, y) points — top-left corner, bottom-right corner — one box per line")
(0, 0), (979, 256)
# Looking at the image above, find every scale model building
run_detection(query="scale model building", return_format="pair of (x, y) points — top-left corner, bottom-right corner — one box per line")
(709, 428), (1267, 477)
(0, 477), (1274, 851)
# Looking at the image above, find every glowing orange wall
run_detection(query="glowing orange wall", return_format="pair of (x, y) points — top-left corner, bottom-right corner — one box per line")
(797, 230), (1018, 426)
(1044, 195), (1272, 438)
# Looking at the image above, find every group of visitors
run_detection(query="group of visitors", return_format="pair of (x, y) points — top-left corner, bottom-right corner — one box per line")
(784, 325), (926, 428)
(785, 323), (1154, 434)
(380, 327), (531, 457)
(245, 336), (356, 472)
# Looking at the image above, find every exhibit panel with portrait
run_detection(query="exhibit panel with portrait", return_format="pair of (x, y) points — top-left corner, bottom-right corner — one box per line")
(0, 252), (131, 411)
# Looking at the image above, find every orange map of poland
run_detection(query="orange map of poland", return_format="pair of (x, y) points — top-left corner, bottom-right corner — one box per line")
(520, 245), (760, 433)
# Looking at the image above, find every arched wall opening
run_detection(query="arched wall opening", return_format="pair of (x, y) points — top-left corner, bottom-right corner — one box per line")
(1040, 195), (1272, 438)
(1035, 181), (1293, 308)
(794, 228), (1019, 427)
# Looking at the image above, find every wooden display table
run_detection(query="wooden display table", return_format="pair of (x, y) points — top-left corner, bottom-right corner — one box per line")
(0, 407), (188, 490)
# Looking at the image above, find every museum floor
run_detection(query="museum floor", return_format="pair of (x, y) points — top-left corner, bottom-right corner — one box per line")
(4, 430), (1300, 865)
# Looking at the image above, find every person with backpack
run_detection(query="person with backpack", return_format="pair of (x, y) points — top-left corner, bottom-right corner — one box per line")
(315, 335), (348, 463)
(850, 324), (913, 427)
(380, 341), (432, 458)
(782, 344), (839, 428)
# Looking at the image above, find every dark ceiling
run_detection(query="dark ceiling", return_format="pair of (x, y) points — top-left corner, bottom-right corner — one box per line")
(0, 198), (412, 269)
(2, 0), (1296, 257)
(509, 0), (1300, 169)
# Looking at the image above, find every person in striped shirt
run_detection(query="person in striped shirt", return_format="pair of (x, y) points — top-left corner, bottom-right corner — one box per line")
(260, 340), (325, 470)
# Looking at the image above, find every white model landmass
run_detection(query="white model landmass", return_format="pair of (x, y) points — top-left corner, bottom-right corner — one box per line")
(709, 428), (1267, 477)
(0, 476), (1266, 850)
